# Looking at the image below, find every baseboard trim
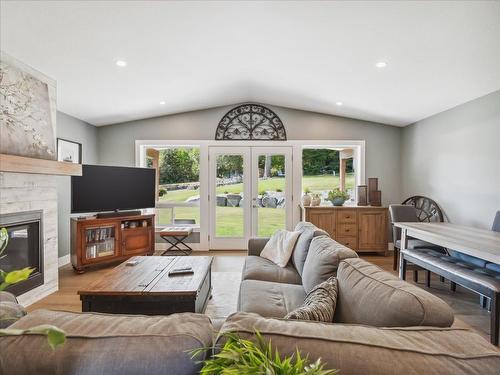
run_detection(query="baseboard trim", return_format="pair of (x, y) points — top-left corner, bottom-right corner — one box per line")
(58, 254), (70, 268)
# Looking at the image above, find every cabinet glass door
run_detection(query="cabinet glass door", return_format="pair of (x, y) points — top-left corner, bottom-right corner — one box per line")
(83, 225), (117, 261)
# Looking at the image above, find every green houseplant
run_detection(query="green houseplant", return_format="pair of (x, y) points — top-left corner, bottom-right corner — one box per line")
(192, 330), (338, 375)
(327, 189), (350, 206)
(0, 227), (66, 349)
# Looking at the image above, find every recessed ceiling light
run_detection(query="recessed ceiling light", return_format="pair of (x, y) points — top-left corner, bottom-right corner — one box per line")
(336, 101), (343, 106)
(375, 61), (387, 68)
(159, 101), (166, 105)
(115, 59), (127, 67)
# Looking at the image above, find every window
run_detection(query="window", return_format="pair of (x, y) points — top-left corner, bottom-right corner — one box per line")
(147, 146), (201, 226)
(301, 147), (355, 204)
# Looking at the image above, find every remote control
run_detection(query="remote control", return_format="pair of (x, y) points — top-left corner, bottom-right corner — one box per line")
(169, 268), (194, 276)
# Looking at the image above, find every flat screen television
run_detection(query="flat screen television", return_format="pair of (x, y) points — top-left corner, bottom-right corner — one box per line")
(71, 165), (155, 214)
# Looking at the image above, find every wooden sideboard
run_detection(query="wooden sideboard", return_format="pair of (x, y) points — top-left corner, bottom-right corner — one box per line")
(301, 205), (388, 254)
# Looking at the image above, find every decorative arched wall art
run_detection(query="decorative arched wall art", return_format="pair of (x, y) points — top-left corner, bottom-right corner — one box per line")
(215, 104), (287, 141)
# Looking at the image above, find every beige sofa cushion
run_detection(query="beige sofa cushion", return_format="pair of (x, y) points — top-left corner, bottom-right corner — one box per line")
(335, 258), (454, 327)
(0, 309), (213, 375)
(292, 222), (329, 276)
(301, 236), (358, 293)
(242, 255), (302, 284)
(238, 279), (306, 318)
(219, 312), (500, 375)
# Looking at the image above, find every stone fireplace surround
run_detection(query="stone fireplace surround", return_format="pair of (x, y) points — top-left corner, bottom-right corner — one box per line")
(0, 171), (58, 306)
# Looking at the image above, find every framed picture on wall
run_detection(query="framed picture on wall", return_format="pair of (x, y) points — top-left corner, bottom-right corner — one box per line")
(57, 138), (82, 164)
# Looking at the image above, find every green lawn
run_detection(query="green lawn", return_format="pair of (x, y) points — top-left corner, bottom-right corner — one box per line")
(159, 174), (355, 203)
(158, 173), (355, 236)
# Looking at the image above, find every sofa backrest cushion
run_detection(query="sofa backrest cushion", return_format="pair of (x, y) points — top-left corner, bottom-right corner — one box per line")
(218, 312), (500, 375)
(292, 222), (329, 276)
(335, 258), (454, 327)
(0, 309), (213, 375)
(301, 236), (358, 293)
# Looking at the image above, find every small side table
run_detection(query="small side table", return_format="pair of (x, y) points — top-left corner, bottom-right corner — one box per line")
(159, 227), (193, 255)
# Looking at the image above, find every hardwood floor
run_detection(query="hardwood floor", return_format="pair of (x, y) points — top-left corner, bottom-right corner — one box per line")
(27, 251), (490, 341)
(27, 251), (246, 313)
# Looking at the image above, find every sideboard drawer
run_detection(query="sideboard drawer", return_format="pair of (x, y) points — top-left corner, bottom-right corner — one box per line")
(336, 236), (358, 250)
(337, 223), (357, 236)
(337, 210), (357, 224)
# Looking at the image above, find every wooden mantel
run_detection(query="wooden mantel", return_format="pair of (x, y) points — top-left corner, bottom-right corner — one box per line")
(0, 153), (82, 176)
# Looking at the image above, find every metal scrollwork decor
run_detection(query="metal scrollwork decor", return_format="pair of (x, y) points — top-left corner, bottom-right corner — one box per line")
(402, 195), (444, 222)
(215, 104), (287, 141)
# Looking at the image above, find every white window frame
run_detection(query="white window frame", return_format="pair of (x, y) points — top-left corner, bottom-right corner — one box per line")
(136, 140), (365, 250)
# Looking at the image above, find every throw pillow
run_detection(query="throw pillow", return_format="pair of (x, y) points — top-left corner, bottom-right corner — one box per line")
(285, 277), (338, 322)
(260, 229), (301, 267)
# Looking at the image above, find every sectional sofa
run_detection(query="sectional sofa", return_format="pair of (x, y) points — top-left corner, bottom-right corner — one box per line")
(1, 222), (500, 374)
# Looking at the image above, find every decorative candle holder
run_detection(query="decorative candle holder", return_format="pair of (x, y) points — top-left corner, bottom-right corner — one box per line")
(356, 185), (368, 206)
(371, 191), (382, 206)
(368, 178), (378, 204)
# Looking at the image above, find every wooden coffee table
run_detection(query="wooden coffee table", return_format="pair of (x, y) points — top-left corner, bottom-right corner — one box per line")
(78, 256), (213, 315)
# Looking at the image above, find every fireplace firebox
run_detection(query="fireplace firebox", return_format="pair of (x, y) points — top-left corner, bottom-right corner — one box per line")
(0, 210), (44, 296)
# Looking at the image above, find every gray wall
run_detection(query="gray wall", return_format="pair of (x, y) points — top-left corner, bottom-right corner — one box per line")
(401, 90), (500, 229)
(97, 104), (402, 206)
(56, 111), (98, 257)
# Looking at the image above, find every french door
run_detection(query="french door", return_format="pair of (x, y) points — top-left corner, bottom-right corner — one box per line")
(209, 146), (293, 249)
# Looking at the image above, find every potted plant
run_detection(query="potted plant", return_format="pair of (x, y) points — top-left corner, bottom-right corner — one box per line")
(192, 330), (338, 374)
(302, 187), (312, 206)
(311, 193), (321, 206)
(327, 189), (350, 206)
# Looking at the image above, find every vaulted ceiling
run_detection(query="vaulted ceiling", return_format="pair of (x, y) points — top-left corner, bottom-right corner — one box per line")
(1, 1), (499, 126)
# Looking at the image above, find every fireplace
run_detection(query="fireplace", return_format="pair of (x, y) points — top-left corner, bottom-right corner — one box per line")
(0, 210), (44, 296)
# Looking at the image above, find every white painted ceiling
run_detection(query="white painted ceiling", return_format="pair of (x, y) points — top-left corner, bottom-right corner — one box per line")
(1, 1), (500, 127)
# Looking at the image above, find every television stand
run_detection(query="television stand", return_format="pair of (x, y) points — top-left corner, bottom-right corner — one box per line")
(71, 213), (155, 273)
(96, 210), (142, 219)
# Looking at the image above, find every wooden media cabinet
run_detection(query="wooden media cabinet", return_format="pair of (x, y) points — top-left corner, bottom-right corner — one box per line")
(71, 213), (155, 273)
